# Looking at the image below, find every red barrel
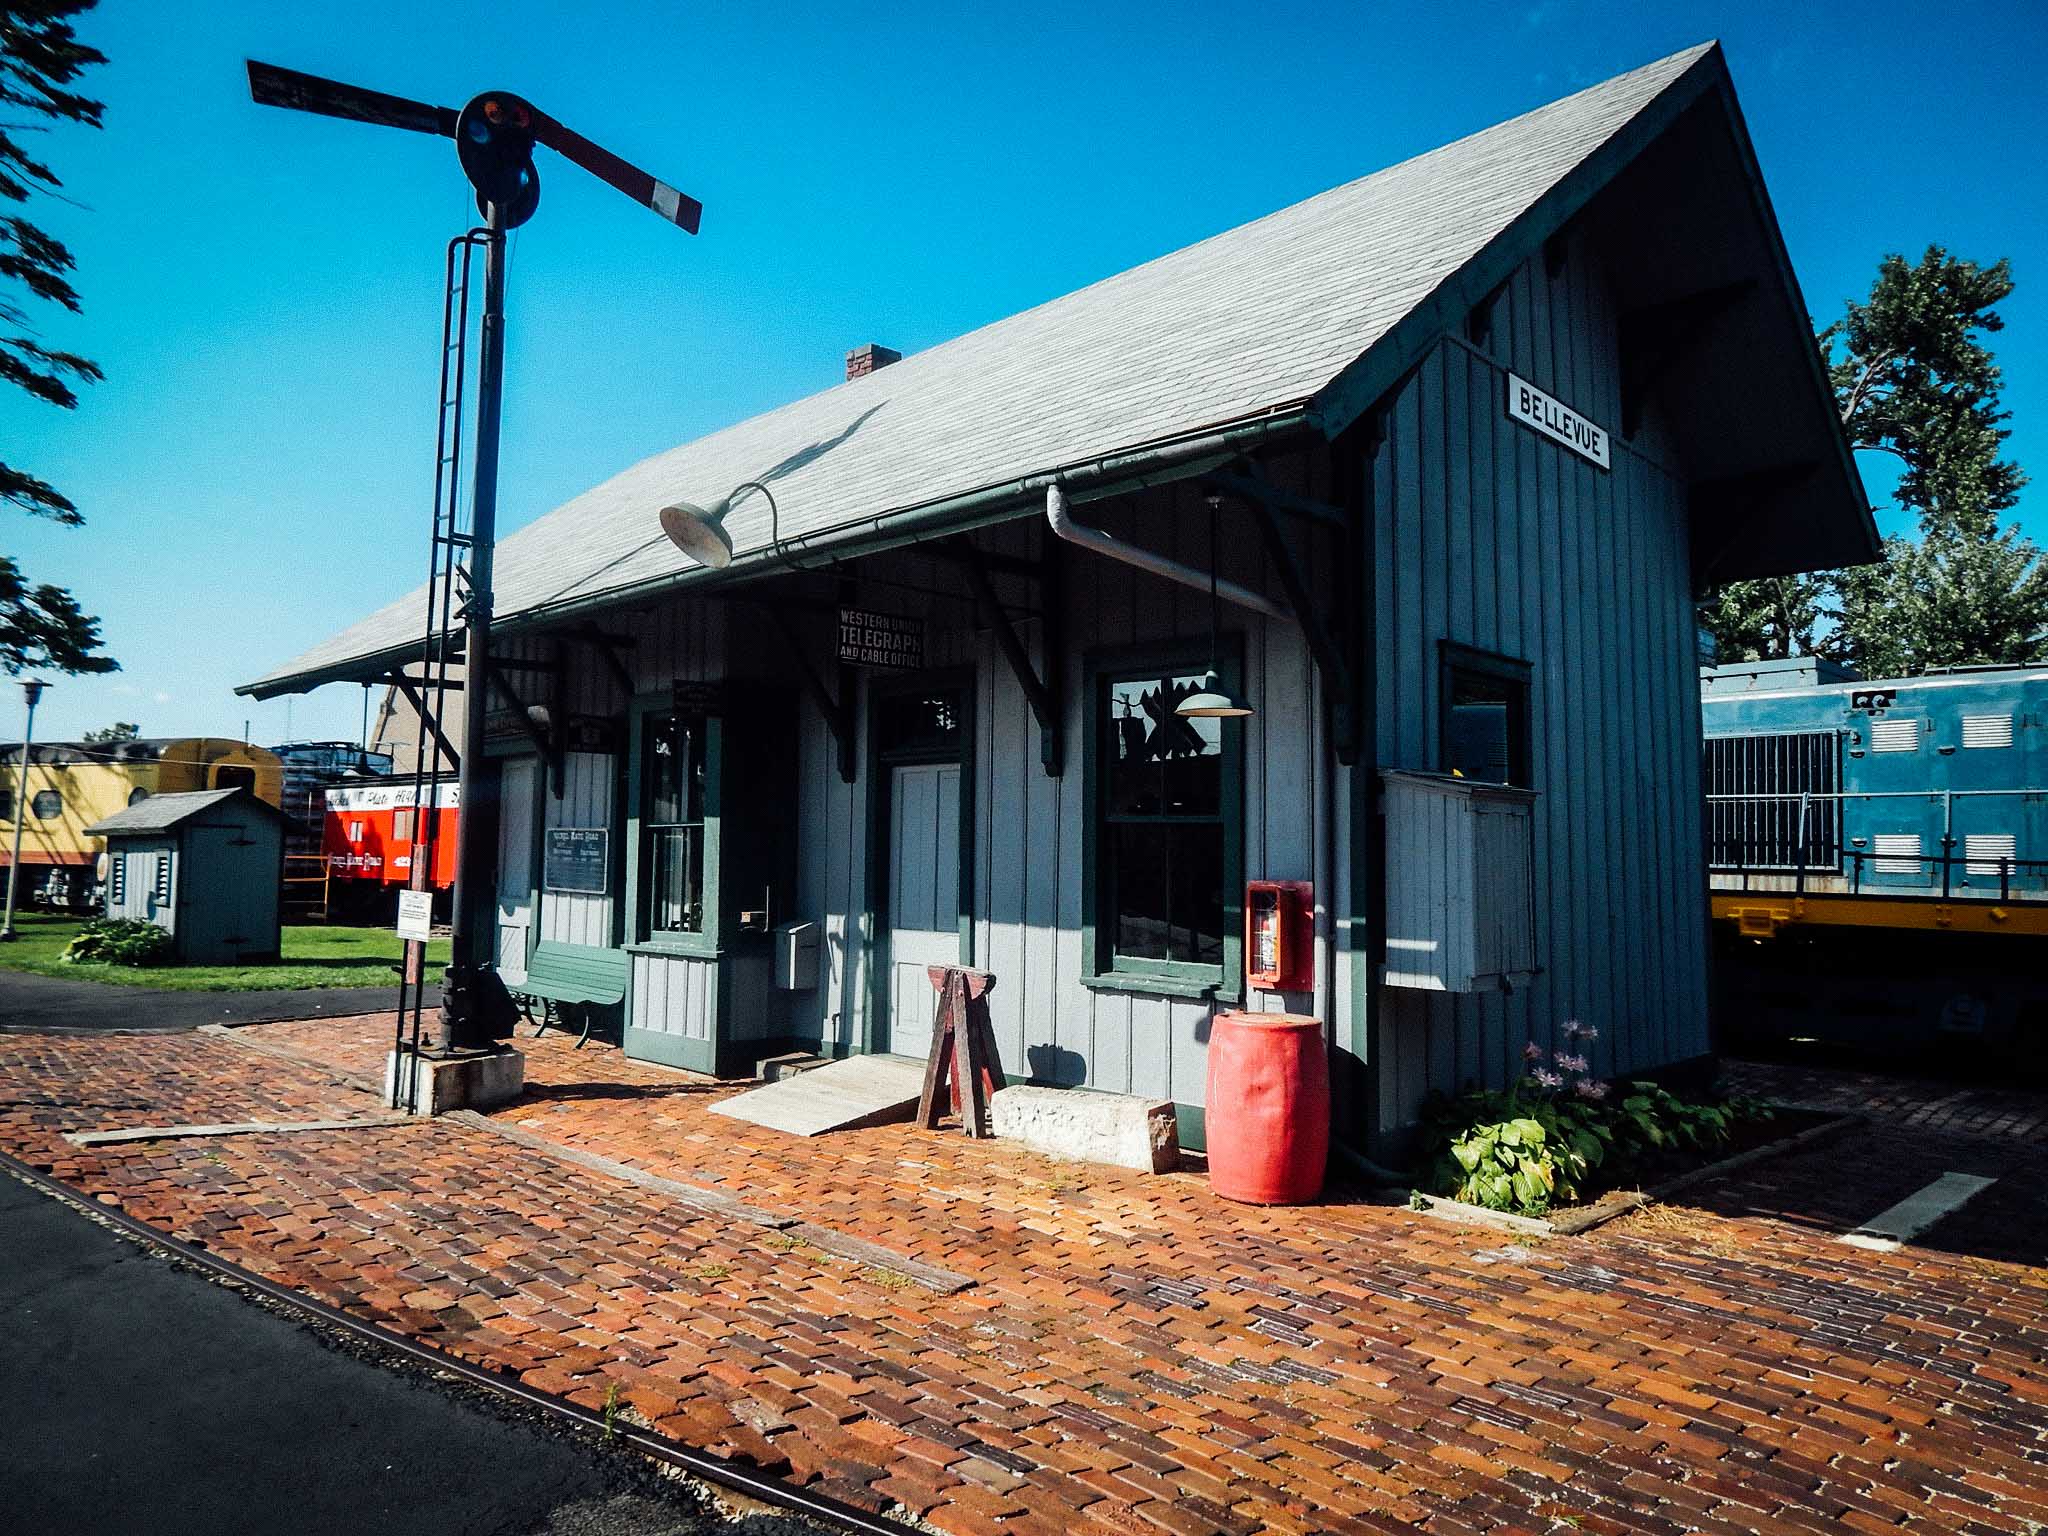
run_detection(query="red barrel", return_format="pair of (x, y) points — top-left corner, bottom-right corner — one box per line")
(1204, 1010), (1329, 1204)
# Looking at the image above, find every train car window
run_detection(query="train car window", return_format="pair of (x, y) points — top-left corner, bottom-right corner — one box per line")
(213, 764), (257, 792)
(1439, 642), (1532, 786)
(31, 789), (60, 819)
(0, 789), (11, 822)
(127, 786), (151, 806)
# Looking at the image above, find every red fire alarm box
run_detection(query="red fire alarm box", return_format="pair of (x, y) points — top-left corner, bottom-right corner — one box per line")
(1245, 880), (1314, 991)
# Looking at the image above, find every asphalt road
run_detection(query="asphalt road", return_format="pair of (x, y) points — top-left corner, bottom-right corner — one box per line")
(0, 968), (433, 1033)
(0, 1171), (837, 1535)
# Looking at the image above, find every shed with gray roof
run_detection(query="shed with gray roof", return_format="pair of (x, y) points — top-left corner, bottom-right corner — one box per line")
(84, 789), (285, 964)
(239, 43), (1873, 1156)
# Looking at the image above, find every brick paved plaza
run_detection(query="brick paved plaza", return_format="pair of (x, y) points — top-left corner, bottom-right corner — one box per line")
(3, 1018), (2044, 1535)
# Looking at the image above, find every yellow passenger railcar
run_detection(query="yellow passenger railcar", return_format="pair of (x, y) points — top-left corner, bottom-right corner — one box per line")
(0, 738), (284, 910)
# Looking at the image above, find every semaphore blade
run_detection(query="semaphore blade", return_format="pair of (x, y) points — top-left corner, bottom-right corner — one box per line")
(247, 60), (458, 138)
(530, 110), (701, 233)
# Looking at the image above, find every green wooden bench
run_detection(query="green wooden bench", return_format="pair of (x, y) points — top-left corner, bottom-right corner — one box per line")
(514, 941), (630, 1049)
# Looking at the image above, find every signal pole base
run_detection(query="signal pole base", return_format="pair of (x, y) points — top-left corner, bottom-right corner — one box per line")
(386, 1044), (525, 1117)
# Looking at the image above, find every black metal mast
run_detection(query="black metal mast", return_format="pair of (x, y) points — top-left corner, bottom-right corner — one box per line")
(246, 61), (700, 1053)
(447, 200), (508, 989)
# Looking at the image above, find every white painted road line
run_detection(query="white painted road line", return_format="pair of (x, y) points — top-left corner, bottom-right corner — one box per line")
(1840, 1171), (1999, 1252)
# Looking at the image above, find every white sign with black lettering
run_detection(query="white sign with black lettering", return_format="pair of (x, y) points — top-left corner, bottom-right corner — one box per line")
(395, 888), (434, 943)
(1506, 372), (1610, 470)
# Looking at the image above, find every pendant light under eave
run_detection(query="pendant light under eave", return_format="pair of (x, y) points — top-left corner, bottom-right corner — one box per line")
(1175, 489), (1255, 720)
(1176, 682), (1254, 718)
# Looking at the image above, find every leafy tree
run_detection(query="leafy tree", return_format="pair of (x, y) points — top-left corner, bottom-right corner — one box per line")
(1707, 247), (2044, 674)
(0, 0), (113, 675)
(1700, 574), (1826, 663)
(80, 718), (134, 743)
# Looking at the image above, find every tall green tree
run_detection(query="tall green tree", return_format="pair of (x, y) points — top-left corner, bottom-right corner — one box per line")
(1706, 246), (2043, 674)
(0, 0), (114, 675)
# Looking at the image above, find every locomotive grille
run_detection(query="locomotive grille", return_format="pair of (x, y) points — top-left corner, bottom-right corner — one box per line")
(1704, 730), (1841, 870)
(1962, 713), (2015, 749)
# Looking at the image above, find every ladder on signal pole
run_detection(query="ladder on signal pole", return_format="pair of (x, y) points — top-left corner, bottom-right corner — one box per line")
(392, 229), (491, 1110)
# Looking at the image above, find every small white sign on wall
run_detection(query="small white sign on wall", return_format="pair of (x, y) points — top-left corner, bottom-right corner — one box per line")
(1506, 372), (1611, 470)
(395, 888), (434, 943)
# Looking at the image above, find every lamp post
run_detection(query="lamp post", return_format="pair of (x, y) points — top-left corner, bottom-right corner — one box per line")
(1, 678), (47, 942)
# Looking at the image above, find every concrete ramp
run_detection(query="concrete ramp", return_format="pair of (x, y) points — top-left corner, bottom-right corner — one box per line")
(709, 1055), (926, 1137)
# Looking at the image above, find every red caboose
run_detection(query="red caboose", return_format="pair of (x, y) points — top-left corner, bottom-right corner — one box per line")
(322, 778), (460, 905)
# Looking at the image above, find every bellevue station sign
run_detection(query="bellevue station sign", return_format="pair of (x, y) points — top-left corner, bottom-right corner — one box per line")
(1506, 372), (1611, 470)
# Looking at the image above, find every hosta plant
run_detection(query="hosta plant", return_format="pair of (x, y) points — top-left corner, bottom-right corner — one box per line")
(62, 918), (172, 968)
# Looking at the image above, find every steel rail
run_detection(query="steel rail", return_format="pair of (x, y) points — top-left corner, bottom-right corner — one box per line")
(0, 1148), (897, 1536)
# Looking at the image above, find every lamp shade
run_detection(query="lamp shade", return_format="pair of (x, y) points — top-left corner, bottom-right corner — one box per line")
(658, 501), (734, 569)
(1176, 684), (1253, 719)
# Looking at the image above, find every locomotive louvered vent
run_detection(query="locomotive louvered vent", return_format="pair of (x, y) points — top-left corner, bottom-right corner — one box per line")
(1703, 730), (1841, 871)
(1873, 833), (1922, 875)
(1870, 718), (1920, 752)
(1965, 833), (2018, 877)
(1961, 714), (2014, 749)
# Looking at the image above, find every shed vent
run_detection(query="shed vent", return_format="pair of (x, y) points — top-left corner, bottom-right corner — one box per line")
(1870, 719), (1920, 753)
(154, 853), (172, 902)
(1872, 833), (1922, 875)
(110, 854), (125, 905)
(1965, 833), (2018, 878)
(1961, 714), (2014, 749)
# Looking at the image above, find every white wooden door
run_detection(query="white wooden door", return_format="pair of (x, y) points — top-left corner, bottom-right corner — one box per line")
(495, 758), (537, 984)
(887, 762), (961, 1060)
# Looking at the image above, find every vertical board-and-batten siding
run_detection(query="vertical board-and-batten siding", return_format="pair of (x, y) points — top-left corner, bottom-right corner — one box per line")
(497, 602), (729, 1049)
(793, 471), (1335, 1116)
(1371, 229), (1707, 1138)
(538, 752), (615, 947)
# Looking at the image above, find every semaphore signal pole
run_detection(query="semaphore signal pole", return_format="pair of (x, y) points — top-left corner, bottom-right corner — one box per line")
(246, 62), (701, 1050)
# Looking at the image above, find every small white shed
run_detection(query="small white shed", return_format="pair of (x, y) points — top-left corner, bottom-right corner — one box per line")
(83, 788), (285, 965)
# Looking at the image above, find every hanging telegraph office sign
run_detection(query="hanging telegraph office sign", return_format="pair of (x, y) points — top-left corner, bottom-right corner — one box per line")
(1506, 372), (1611, 470)
(838, 607), (925, 671)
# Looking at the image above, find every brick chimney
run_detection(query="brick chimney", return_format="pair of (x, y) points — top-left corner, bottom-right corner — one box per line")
(845, 343), (901, 381)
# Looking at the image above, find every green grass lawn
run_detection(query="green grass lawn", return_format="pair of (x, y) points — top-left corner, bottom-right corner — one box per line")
(0, 912), (451, 991)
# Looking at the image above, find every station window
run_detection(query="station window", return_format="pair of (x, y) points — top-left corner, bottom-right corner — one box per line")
(1086, 646), (1243, 992)
(1440, 642), (1533, 786)
(638, 709), (710, 939)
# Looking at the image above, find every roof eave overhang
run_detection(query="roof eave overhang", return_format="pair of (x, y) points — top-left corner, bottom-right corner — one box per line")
(237, 401), (1320, 700)
(1307, 43), (1877, 586)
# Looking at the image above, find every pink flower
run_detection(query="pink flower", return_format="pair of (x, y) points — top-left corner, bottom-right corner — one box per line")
(1531, 1067), (1565, 1089)
(1561, 1018), (1585, 1040)
(1555, 1053), (1590, 1075)
(1521, 1041), (1546, 1063)
(1575, 1024), (1599, 1043)
(1573, 1078), (1610, 1102)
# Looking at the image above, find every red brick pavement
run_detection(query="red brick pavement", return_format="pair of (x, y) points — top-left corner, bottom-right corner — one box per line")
(3, 1018), (2046, 1536)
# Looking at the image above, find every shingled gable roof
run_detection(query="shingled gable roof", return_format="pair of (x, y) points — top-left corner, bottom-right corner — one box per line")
(245, 40), (1863, 699)
(81, 787), (285, 837)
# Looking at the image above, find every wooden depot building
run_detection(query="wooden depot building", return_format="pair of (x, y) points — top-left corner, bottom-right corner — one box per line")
(242, 44), (1875, 1154)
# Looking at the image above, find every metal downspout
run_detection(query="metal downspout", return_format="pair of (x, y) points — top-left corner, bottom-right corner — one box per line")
(1042, 483), (1289, 620)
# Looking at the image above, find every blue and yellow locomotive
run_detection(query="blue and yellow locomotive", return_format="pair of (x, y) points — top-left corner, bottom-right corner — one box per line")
(1702, 658), (2047, 1067)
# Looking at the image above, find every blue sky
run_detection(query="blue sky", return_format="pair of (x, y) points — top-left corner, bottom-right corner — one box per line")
(5, 0), (2046, 743)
